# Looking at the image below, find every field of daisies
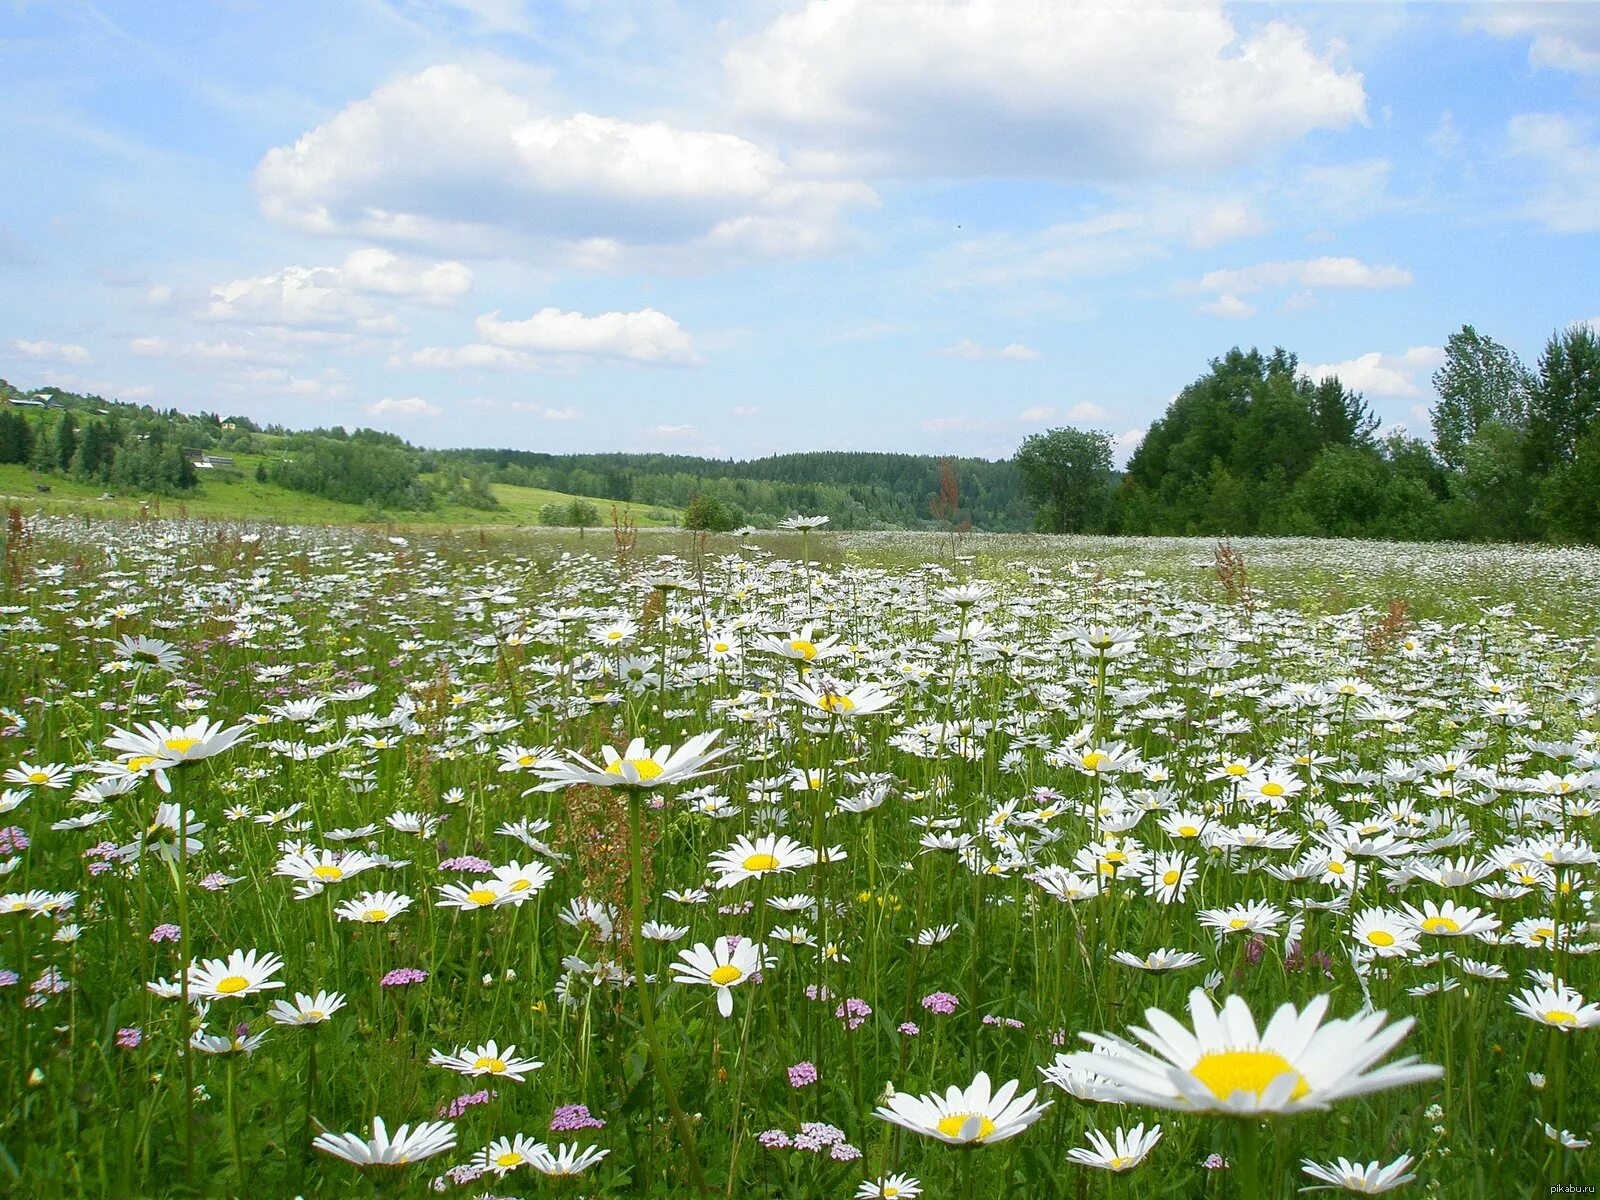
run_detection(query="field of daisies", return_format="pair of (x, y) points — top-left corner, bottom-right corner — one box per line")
(2, 513), (1597, 1199)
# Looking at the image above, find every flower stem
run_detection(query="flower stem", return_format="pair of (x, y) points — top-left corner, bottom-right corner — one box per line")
(628, 789), (710, 1194)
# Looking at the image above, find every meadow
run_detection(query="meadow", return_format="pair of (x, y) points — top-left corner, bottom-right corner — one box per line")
(1, 512), (1596, 1199)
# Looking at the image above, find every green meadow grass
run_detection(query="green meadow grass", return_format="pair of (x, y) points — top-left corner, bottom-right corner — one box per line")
(0, 518), (1594, 1199)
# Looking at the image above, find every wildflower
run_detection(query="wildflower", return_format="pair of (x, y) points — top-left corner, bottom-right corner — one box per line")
(708, 833), (815, 889)
(856, 1174), (922, 1199)
(922, 991), (960, 1015)
(873, 1070), (1050, 1145)
(428, 1040), (543, 1082)
(1508, 981), (1600, 1030)
(312, 1117), (457, 1167)
(528, 1142), (610, 1176)
(115, 1027), (142, 1049)
(788, 1061), (819, 1088)
(379, 967), (428, 987)
(531, 732), (728, 790)
(1059, 988), (1442, 1115)
(187, 949), (285, 1000)
(1299, 1153), (1418, 1192)
(268, 990), (347, 1025)
(1065, 1122), (1162, 1172)
(549, 1103), (605, 1132)
(671, 939), (771, 1018)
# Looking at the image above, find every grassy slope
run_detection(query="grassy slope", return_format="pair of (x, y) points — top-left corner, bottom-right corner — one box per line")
(0, 459), (678, 527)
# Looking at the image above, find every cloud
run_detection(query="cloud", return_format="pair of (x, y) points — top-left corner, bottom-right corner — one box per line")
(12, 339), (91, 364)
(922, 416), (990, 433)
(1507, 113), (1600, 233)
(1112, 427), (1146, 465)
(1018, 405), (1055, 421)
(731, 404), (759, 416)
(650, 423), (695, 436)
(1305, 345), (1445, 398)
(254, 65), (875, 270)
(232, 368), (349, 398)
(129, 337), (290, 364)
(1066, 401), (1108, 422)
(201, 249), (469, 335)
(938, 337), (1040, 361)
(1192, 256), (1413, 295)
(1199, 293), (1256, 319)
(727, 0), (1365, 179)
(1471, 7), (1600, 73)
(366, 396), (440, 417)
(476, 307), (701, 365)
(936, 193), (1265, 288)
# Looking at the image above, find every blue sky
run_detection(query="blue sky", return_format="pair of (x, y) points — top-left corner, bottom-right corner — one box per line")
(3, 1), (1598, 463)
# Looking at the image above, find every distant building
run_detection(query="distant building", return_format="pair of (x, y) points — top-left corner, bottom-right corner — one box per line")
(7, 397), (46, 408)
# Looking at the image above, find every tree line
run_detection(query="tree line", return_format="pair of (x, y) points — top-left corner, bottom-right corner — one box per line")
(1015, 323), (1600, 543)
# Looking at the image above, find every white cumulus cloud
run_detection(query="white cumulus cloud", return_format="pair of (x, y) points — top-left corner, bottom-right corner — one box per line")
(727, 0), (1365, 179)
(12, 339), (91, 364)
(1507, 113), (1600, 233)
(1199, 293), (1256, 319)
(1306, 346), (1445, 398)
(366, 396), (440, 417)
(938, 338), (1040, 361)
(1471, 7), (1600, 74)
(254, 64), (874, 270)
(1193, 256), (1413, 295)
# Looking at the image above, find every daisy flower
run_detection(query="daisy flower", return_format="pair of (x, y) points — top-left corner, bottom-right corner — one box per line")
(708, 834), (815, 889)
(268, 990), (347, 1025)
(856, 1172), (922, 1198)
(1112, 948), (1207, 973)
(312, 1117), (457, 1167)
(671, 939), (771, 1018)
(528, 1142), (610, 1176)
(1065, 1122), (1162, 1171)
(787, 679), (897, 717)
(1508, 981), (1600, 1030)
(1299, 1153), (1418, 1193)
(187, 948), (285, 1000)
(1397, 898), (1500, 939)
(3, 762), (70, 790)
(473, 1133), (546, 1175)
(428, 1040), (543, 1082)
(334, 890), (414, 923)
(531, 732), (727, 790)
(1058, 987), (1441, 1115)
(872, 1070), (1050, 1146)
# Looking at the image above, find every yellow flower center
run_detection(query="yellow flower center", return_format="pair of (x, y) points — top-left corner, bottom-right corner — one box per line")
(1225, 763), (1248, 776)
(1543, 1010), (1578, 1026)
(1082, 752), (1107, 771)
(1162, 869), (1181, 885)
(1109, 1156), (1131, 1169)
(312, 865), (344, 880)
(496, 1152), (523, 1168)
(306, 1010), (324, 1020)
(935, 1112), (997, 1142)
(1178, 825), (1199, 838)
(1229, 918), (1248, 929)
(516, 755), (534, 767)
(364, 909), (388, 922)
(714, 642), (730, 653)
(164, 737), (200, 753)
(1421, 916), (1459, 934)
(467, 889), (498, 905)
(1328, 862), (1346, 874)
(1191, 1050), (1310, 1102)
(128, 755), (159, 773)
(474, 1056), (508, 1073)
(607, 631), (623, 640)
(26, 771), (49, 783)
(606, 757), (664, 781)
(1367, 930), (1395, 947)
(742, 853), (781, 872)
(1534, 926), (1555, 943)
(708, 964), (744, 986)
(818, 693), (856, 713)
(1260, 782), (1285, 797)
(509, 879), (531, 891)
(790, 640), (817, 660)
(215, 975), (250, 994)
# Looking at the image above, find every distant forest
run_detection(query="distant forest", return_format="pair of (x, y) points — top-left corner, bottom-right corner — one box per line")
(3, 319), (1596, 541)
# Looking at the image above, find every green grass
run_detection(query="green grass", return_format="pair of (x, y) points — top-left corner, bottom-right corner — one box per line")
(0, 461), (679, 528)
